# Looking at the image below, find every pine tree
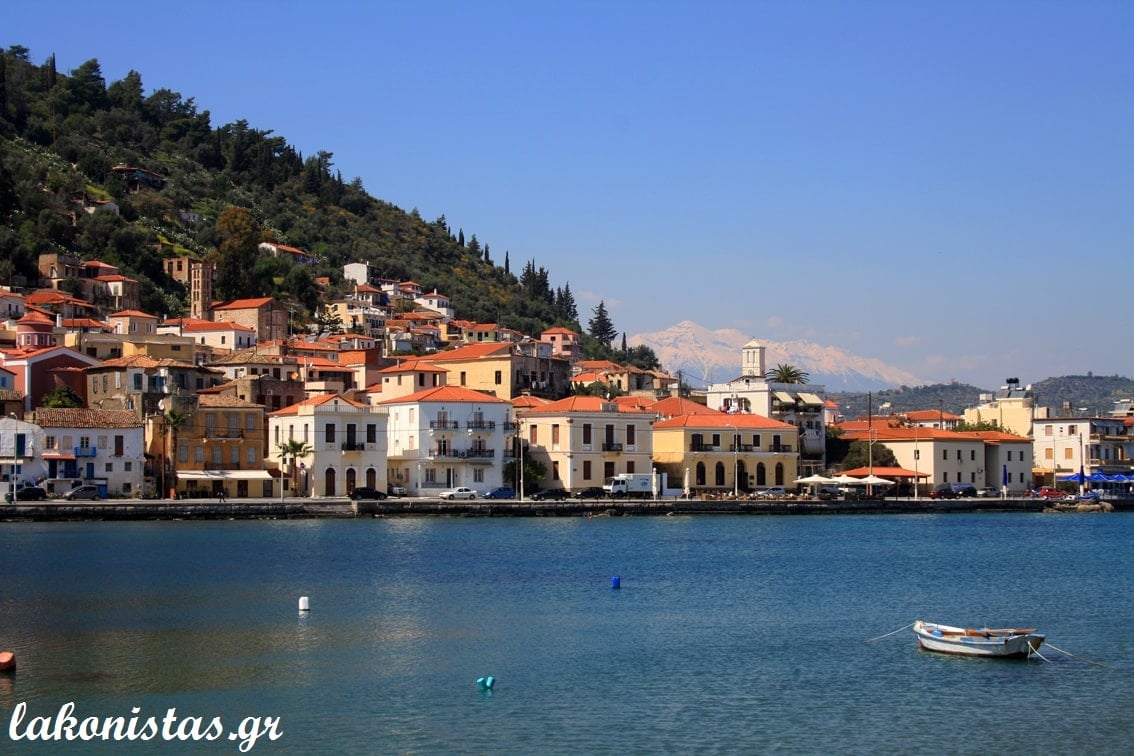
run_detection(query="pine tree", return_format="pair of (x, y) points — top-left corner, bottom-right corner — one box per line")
(588, 301), (617, 346)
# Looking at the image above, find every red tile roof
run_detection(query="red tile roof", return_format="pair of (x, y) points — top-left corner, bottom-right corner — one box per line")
(376, 385), (508, 405)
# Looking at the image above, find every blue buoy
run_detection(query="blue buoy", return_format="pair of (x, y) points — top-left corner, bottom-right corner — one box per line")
(611, 576), (621, 589)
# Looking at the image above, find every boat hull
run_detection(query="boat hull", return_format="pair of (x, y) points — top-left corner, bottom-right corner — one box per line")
(913, 621), (1044, 658)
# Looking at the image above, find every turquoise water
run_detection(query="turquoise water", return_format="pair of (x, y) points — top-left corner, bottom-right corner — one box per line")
(1, 514), (1131, 754)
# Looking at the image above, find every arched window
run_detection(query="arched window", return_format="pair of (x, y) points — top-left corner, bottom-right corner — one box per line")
(715, 461), (725, 486)
(695, 462), (706, 486)
(756, 463), (767, 487)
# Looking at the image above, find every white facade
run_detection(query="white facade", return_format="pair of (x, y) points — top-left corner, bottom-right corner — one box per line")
(0, 417), (48, 495)
(35, 415), (145, 497)
(267, 395), (390, 498)
(379, 386), (512, 495)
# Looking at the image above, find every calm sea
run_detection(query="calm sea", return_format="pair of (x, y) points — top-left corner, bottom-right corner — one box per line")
(0, 513), (1130, 754)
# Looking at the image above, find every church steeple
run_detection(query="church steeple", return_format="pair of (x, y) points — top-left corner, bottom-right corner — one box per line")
(741, 339), (765, 378)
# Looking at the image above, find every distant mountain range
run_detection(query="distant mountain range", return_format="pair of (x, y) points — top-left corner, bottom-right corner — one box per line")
(630, 320), (924, 392)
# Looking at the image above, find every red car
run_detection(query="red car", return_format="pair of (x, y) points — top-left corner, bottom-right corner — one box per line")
(1033, 487), (1068, 500)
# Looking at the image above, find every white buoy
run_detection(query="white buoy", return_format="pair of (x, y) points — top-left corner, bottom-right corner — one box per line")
(298, 596), (310, 612)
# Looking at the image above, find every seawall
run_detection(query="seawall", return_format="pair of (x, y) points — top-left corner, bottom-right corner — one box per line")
(0, 497), (1068, 521)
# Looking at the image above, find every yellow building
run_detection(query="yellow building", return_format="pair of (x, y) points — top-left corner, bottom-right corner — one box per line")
(518, 395), (655, 493)
(161, 394), (271, 499)
(652, 413), (799, 494)
(426, 341), (572, 400)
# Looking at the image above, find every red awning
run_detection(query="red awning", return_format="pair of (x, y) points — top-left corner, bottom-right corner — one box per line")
(43, 453), (77, 460)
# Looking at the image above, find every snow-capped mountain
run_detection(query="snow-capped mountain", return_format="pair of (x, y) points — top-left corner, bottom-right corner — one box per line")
(631, 320), (922, 391)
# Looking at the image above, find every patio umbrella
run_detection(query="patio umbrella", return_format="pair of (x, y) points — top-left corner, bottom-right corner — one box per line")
(860, 475), (894, 486)
(794, 474), (836, 485)
(683, 467), (690, 499)
(832, 474), (862, 485)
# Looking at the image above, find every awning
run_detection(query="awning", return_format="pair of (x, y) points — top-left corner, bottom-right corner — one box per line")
(798, 392), (824, 406)
(176, 470), (273, 481)
(774, 391), (796, 404)
(43, 453), (77, 460)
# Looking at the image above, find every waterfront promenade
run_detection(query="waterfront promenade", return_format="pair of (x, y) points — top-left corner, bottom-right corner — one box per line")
(0, 495), (1082, 521)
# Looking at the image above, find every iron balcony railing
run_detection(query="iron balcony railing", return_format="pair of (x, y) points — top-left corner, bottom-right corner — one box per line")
(430, 420), (460, 430)
(602, 442), (623, 452)
(466, 420), (497, 430)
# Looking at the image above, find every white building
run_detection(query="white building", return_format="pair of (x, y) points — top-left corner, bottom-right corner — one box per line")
(377, 385), (512, 495)
(267, 393), (389, 498)
(0, 416), (47, 497)
(705, 339), (827, 475)
(32, 408), (145, 497)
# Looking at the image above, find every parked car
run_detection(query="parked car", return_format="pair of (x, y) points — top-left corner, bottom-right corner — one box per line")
(758, 487), (789, 499)
(928, 484), (958, 499)
(10, 485), (48, 501)
(976, 487), (1000, 498)
(439, 487), (477, 500)
(63, 485), (100, 501)
(816, 487), (841, 500)
(483, 486), (516, 499)
(1033, 487), (1068, 500)
(572, 486), (607, 499)
(530, 488), (570, 501)
(349, 487), (387, 500)
(951, 483), (978, 498)
(387, 485), (408, 497)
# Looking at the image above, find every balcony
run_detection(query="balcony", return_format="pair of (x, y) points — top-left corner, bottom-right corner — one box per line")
(729, 444), (756, 453)
(340, 441), (368, 452)
(602, 443), (623, 452)
(74, 447), (98, 457)
(430, 420), (459, 430)
(466, 420), (497, 430)
(204, 462), (243, 471)
(207, 428), (246, 440)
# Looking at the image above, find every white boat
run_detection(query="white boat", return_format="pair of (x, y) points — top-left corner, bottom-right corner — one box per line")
(913, 620), (1044, 658)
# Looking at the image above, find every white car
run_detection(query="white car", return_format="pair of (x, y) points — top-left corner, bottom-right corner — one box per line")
(439, 487), (477, 500)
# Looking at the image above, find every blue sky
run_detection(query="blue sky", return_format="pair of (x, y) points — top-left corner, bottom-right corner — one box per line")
(7, 1), (1132, 389)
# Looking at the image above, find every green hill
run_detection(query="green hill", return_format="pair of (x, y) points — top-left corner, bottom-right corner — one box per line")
(0, 46), (591, 343)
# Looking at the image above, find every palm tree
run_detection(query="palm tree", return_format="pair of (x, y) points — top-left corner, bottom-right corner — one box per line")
(769, 363), (810, 384)
(278, 439), (313, 497)
(162, 409), (191, 498)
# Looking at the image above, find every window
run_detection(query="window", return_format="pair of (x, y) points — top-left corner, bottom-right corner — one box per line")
(133, 373), (142, 390)
(582, 424), (592, 446)
(212, 446), (222, 464)
(473, 468), (485, 483)
(194, 446), (203, 463)
(956, 450), (962, 461)
(552, 424), (560, 447)
(627, 461), (635, 474)
(246, 447), (257, 464)
(246, 414), (256, 431)
(79, 436), (91, 450)
(626, 425), (636, 446)
(45, 435), (56, 450)
(494, 370), (502, 385)
(325, 424), (336, 443)
(105, 463), (113, 473)
(425, 468), (436, 483)
(529, 425), (538, 444)
(229, 446), (239, 464)
(367, 424), (377, 443)
(460, 371), (467, 386)
(583, 460), (592, 480)
(114, 436), (124, 456)
(942, 449), (948, 460)
(124, 462), (132, 471)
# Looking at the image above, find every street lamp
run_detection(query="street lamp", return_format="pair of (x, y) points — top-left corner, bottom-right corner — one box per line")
(517, 420), (525, 502)
(279, 448), (288, 504)
(913, 425), (920, 500)
(867, 427), (877, 497)
(725, 424), (739, 497)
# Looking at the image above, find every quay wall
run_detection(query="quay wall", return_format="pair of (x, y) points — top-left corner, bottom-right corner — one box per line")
(0, 497), (1068, 521)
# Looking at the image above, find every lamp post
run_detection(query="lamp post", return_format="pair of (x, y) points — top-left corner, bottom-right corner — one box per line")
(867, 427), (877, 497)
(518, 420), (525, 503)
(725, 424), (738, 497)
(913, 425), (920, 500)
(279, 448), (288, 504)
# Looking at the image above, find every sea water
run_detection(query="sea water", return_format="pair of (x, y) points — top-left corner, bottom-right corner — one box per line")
(0, 513), (1130, 754)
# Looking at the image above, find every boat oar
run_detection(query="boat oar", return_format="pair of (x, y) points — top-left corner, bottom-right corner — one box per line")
(864, 623), (914, 643)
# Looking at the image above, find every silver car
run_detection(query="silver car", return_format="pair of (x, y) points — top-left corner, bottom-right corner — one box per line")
(438, 487), (477, 500)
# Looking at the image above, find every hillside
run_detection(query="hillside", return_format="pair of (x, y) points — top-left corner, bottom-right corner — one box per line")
(832, 374), (1134, 421)
(0, 47), (583, 340)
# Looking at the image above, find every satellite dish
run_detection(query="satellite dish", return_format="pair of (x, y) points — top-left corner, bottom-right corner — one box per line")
(158, 399), (165, 411)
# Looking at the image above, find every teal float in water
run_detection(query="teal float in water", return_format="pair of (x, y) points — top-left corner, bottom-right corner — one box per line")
(476, 676), (496, 690)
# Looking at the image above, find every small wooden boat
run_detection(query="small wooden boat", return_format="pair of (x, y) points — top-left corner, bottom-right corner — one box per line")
(913, 620), (1044, 658)
(0, 650), (15, 671)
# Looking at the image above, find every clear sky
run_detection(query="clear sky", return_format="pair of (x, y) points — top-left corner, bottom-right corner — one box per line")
(7, 1), (1132, 389)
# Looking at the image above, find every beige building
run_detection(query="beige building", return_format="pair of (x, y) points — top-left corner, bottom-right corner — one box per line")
(963, 379), (1047, 437)
(518, 395), (656, 493)
(164, 394), (271, 499)
(427, 341), (571, 400)
(653, 412), (799, 494)
(212, 297), (288, 343)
